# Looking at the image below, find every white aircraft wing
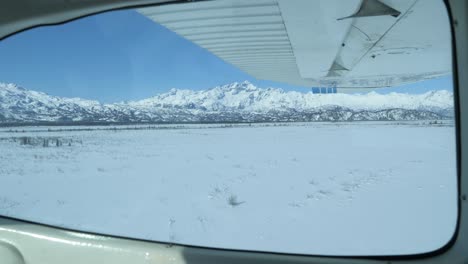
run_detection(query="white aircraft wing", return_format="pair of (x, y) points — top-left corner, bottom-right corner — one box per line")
(138, 0), (451, 90)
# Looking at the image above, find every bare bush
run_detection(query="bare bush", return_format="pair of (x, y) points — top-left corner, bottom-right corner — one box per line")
(227, 194), (245, 207)
(20, 136), (32, 145)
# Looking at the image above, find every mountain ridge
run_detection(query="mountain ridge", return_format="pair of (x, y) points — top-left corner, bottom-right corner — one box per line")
(0, 81), (454, 124)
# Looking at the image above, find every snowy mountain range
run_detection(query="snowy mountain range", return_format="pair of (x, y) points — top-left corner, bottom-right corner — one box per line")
(0, 81), (454, 124)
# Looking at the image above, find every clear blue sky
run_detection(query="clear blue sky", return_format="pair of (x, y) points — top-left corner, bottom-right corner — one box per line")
(0, 9), (453, 103)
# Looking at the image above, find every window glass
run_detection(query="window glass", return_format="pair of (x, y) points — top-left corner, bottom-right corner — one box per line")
(0, 0), (456, 256)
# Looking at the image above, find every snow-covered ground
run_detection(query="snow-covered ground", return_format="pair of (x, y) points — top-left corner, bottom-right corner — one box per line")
(0, 122), (457, 256)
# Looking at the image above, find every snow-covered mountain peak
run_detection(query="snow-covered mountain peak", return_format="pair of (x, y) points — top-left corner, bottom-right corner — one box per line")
(1, 83), (23, 91)
(219, 80), (257, 91)
(207, 81), (274, 94)
(161, 81), (259, 97)
(0, 82), (102, 111)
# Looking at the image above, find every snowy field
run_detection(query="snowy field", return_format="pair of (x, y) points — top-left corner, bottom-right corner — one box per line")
(0, 121), (458, 256)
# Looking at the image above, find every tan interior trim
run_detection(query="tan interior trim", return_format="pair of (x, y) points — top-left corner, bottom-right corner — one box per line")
(0, 217), (187, 264)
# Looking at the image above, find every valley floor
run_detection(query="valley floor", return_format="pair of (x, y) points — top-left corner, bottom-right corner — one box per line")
(0, 121), (458, 256)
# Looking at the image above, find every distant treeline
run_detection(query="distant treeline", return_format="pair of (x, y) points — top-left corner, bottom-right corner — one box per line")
(0, 118), (453, 128)
(0, 121), (454, 134)
(0, 120), (262, 128)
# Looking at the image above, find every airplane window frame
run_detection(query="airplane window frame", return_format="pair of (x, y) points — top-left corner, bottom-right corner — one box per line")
(0, 0), (465, 263)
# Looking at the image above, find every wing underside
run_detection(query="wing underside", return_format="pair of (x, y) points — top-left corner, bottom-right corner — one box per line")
(139, 0), (451, 90)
